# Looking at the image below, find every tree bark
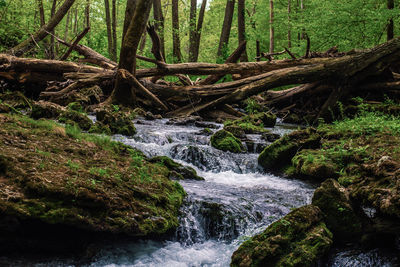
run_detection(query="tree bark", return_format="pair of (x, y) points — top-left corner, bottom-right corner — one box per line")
(9, 0), (75, 56)
(217, 0), (235, 59)
(172, 0), (183, 63)
(112, 0), (152, 106)
(193, 0), (207, 62)
(189, 0), (197, 62)
(269, 0), (274, 53)
(36, 0), (46, 27)
(104, 0), (114, 60)
(49, 0), (57, 59)
(122, 0), (137, 43)
(288, 0), (292, 48)
(111, 0), (118, 61)
(85, 0), (91, 28)
(387, 0), (394, 41)
(153, 0), (165, 60)
(238, 0), (248, 62)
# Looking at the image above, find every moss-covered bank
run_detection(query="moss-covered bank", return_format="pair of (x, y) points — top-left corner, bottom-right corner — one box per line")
(0, 114), (185, 252)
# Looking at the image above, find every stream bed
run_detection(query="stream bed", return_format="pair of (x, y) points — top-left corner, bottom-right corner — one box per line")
(1, 118), (398, 266)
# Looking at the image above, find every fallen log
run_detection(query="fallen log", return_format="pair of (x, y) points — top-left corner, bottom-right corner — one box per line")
(166, 37), (400, 117)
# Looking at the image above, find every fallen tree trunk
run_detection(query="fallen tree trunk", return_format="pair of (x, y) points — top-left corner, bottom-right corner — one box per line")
(166, 37), (400, 117)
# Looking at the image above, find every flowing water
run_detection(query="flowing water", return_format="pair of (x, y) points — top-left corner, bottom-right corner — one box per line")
(1, 118), (398, 266)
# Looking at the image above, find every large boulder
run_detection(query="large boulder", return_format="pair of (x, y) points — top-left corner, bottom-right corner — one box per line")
(312, 179), (363, 239)
(224, 112), (277, 134)
(211, 130), (245, 153)
(258, 128), (321, 171)
(231, 205), (333, 267)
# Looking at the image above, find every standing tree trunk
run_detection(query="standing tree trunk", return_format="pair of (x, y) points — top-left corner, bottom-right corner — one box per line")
(49, 0), (57, 59)
(139, 32), (147, 54)
(387, 0), (394, 41)
(217, 0), (236, 59)
(85, 0), (90, 28)
(104, 0), (114, 59)
(73, 6), (78, 35)
(238, 0), (248, 62)
(153, 0), (165, 60)
(111, 0), (118, 61)
(192, 0), (207, 62)
(36, 0), (46, 27)
(288, 0), (291, 48)
(122, 0), (137, 42)
(38, 0), (76, 51)
(64, 10), (71, 41)
(112, 0), (152, 105)
(172, 0), (182, 63)
(269, 0), (274, 53)
(188, 0), (197, 62)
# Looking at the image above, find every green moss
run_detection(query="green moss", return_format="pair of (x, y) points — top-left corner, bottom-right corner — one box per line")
(0, 113), (185, 237)
(258, 128), (321, 171)
(231, 205), (333, 267)
(224, 125), (246, 138)
(58, 110), (93, 131)
(211, 130), (245, 153)
(291, 150), (339, 180)
(312, 179), (363, 239)
(149, 156), (204, 180)
(224, 112), (276, 134)
(89, 121), (112, 135)
(67, 102), (84, 113)
(96, 109), (136, 136)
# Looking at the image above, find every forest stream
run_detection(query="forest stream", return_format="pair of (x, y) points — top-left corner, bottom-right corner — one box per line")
(1, 118), (397, 266)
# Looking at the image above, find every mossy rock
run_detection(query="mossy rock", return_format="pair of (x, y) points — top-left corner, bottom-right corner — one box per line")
(211, 130), (245, 153)
(290, 150), (339, 181)
(224, 125), (246, 139)
(30, 101), (65, 120)
(58, 110), (93, 131)
(231, 205), (333, 267)
(258, 128), (321, 171)
(312, 179), (363, 239)
(149, 156), (204, 181)
(96, 109), (136, 136)
(224, 112), (276, 134)
(88, 121), (112, 135)
(67, 102), (83, 112)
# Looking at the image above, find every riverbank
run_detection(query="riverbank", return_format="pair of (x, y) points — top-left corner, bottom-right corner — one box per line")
(232, 106), (400, 266)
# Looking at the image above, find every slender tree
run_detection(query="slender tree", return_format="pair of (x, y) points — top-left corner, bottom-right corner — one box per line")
(172, 0), (182, 63)
(387, 0), (394, 41)
(193, 0), (207, 62)
(112, 0), (118, 61)
(217, 0), (236, 58)
(36, 0), (46, 27)
(49, 0), (57, 59)
(64, 10), (71, 41)
(85, 0), (90, 28)
(269, 0), (274, 53)
(153, 0), (165, 60)
(238, 0), (248, 62)
(189, 0), (197, 62)
(104, 0), (114, 59)
(288, 0), (291, 48)
(112, 0), (152, 105)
